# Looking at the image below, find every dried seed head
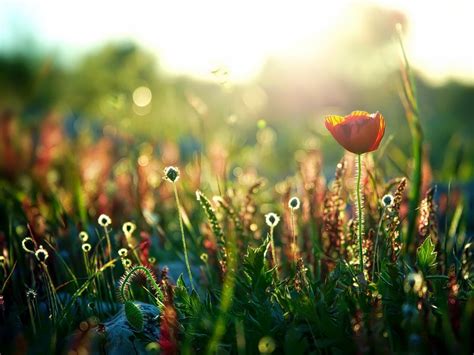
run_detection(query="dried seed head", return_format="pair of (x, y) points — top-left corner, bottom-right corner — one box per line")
(200, 253), (209, 263)
(22, 237), (36, 254)
(122, 222), (136, 237)
(404, 272), (424, 294)
(418, 187), (438, 241)
(98, 214), (112, 227)
(163, 166), (180, 183)
(265, 212), (280, 228)
(78, 231), (89, 243)
(35, 245), (49, 263)
(288, 196), (301, 210)
(26, 289), (37, 299)
(82, 243), (92, 253)
(118, 248), (128, 258)
(381, 194), (394, 208)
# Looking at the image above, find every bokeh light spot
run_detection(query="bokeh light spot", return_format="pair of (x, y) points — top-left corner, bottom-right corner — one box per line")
(132, 86), (152, 107)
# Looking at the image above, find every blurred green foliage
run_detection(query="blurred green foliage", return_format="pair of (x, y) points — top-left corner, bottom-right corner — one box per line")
(0, 25), (473, 182)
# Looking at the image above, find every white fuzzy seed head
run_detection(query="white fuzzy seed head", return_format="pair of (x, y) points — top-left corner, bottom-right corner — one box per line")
(163, 166), (180, 183)
(118, 248), (128, 258)
(78, 231), (89, 243)
(265, 212), (280, 228)
(22, 237), (36, 254)
(122, 258), (132, 268)
(382, 194), (394, 208)
(82, 243), (92, 253)
(35, 245), (49, 263)
(98, 214), (112, 227)
(288, 197), (301, 210)
(122, 222), (136, 237)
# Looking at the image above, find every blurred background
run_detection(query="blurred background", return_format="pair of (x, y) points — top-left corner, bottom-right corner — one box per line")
(1, 0), (473, 186)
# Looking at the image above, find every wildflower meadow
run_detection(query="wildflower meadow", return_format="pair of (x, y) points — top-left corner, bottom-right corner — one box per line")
(0, 3), (473, 354)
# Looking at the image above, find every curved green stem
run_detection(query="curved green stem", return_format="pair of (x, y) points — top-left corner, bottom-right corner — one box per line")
(120, 265), (164, 307)
(173, 184), (195, 290)
(356, 154), (364, 276)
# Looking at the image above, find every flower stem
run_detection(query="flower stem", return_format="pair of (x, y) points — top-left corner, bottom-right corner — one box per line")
(269, 226), (277, 269)
(173, 183), (195, 290)
(290, 210), (297, 263)
(356, 154), (364, 276)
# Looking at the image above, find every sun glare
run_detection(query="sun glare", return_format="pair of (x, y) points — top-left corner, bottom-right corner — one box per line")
(1, 0), (473, 82)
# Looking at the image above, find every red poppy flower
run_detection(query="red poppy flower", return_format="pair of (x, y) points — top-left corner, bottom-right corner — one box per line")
(325, 111), (385, 154)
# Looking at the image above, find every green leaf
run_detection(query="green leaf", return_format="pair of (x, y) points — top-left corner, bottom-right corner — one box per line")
(124, 301), (144, 331)
(416, 236), (437, 274)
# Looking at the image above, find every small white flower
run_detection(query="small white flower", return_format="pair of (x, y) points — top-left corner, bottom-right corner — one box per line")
(265, 213), (280, 228)
(163, 166), (180, 183)
(35, 245), (49, 262)
(22, 237), (36, 254)
(122, 222), (136, 237)
(98, 214), (112, 227)
(78, 231), (89, 243)
(382, 194), (394, 208)
(288, 197), (301, 210)
(82, 243), (92, 253)
(118, 248), (128, 258)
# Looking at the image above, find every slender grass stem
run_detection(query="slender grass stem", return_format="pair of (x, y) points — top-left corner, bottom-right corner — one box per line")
(356, 154), (365, 276)
(372, 207), (387, 280)
(397, 25), (423, 257)
(206, 223), (237, 354)
(290, 210), (297, 264)
(173, 183), (195, 290)
(41, 264), (61, 325)
(27, 295), (37, 335)
(269, 226), (277, 269)
(104, 226), (112, 262)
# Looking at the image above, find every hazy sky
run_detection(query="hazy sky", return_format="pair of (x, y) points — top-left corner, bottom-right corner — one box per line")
(1, 0), (473, 83)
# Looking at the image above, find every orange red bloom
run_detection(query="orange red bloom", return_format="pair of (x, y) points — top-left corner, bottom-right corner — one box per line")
(325, 111), (385, 154)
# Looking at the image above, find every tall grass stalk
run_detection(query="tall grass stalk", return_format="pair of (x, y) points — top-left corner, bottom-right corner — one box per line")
(372, 206), (387, 280)
(173, 184), (195, 290)
(206, 220), (237, 354)
(40, 263), (62, 325)
(26, 291), (38, 336)
(396, 24), (423, 256)
(290, 209), (297, 264)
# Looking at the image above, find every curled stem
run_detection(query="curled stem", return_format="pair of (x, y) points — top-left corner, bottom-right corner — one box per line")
(119, 265), (164, 308)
